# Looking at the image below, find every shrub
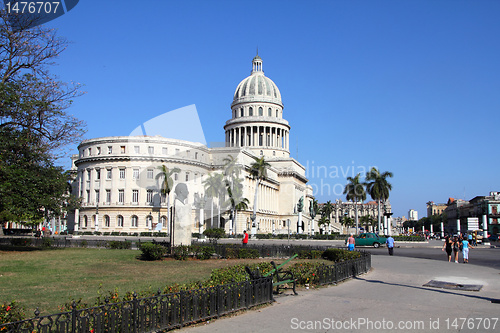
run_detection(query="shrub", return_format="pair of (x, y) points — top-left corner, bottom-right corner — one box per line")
(103, 232), (110, 236)
(139, 242), (166, 261)
(297, 249), (323, 259)
(119, 232), (128, 236)
(10, 238), (31, 247)
(108, 241), (132, 249)
(288, 262), (323, 285)
(203, 228), (226, 243)
(111, 232), (120, 236)
(42, 238), (53, 248)
(237, 248), (259, 259)
(0, 301), (25, 325)
(173, 245), (190, 260)
(140, 232), (153, 237)
(153, 232), (167, 237)
(191, 245), (214, 260)
(210, 262), (273, 285)
(94, 231), (102, 236)
(322, 248), (361, 262)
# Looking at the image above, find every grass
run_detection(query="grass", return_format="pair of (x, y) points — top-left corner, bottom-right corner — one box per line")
(0, 247), (278, 317)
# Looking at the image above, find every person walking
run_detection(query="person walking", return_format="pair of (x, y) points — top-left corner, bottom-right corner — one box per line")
(452, 236), (460, 263)
(242, 230), (249, 246)
(442, 235), (453, 262)
(462, 237), (474, 263)
(386, 235), (395, 255)
(347, 234), (355, 251)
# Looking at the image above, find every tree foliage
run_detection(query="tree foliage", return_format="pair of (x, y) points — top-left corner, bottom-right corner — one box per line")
(0, 128), (78, 225)
(0, 10), (86, 154)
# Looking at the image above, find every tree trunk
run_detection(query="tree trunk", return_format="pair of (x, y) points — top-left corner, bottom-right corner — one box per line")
(377, 199), (382, 235)
(251, 179), (260, 236)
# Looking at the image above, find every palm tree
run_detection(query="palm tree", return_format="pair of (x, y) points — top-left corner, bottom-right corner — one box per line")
(203, 172), (224, 228)
(226, 178), (249, 235)
(366, 167), (393, 234)
(249, 156), (270, 236)
(157, 165), (180, 243)
(343, 173), (366, 235)
(321, 200), (334, 234)
(317, 215), (329, 234)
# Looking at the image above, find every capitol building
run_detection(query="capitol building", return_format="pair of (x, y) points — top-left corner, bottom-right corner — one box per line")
(70, 55), (315, 236)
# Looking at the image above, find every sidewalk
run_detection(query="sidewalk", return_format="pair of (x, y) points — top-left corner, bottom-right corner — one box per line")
(179, 255), (500, 333)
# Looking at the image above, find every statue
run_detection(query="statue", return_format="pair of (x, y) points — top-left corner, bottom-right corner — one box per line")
(297, 196), (304, 212)
(173, 183), (192, 246)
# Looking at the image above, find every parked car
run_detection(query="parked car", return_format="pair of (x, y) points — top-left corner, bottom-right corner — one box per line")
(346, 232), (387, 248)
(488, 234), (499, 242)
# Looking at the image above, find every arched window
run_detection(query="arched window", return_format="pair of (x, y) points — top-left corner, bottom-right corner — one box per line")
(259, 107), (263, 116)
(268, 108), (272, 116)
(104, 215), (110, 227)
(240, 108), (244, 117)
(131, 215), (138, 227)
(249, 107), (253, 116)
(161, 216), (167, 226)
(117, 215), (124, 227)
(146, 215), (153, 228)
(84, 215), (88, 228)
(276, 110), (279, 117)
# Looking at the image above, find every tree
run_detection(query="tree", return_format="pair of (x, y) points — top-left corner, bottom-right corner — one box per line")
(0, 11), (85, 233)
(157, 165), (180, 240)
(226, 179), (249, 235)
(203, 172), (224, 228)
(366, 167), (393, 234)
(317, 216), (330, 234)
(249, 156), (270, 236)
(0, 128), (78, 232)
(223, 155), (248, 235)
(344, 173), (366, 234)
(0, 11), (85, 155)
(320, 200), (333, 234)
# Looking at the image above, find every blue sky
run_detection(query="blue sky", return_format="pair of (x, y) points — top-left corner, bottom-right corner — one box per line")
(35, 0), (500, 218)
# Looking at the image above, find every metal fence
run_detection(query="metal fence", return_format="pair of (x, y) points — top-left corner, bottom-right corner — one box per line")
(0, 277), (273, 333)
(316, 253), (372, 285)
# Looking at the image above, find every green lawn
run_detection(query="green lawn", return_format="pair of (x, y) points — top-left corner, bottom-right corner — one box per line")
(0, 247), (270, 317)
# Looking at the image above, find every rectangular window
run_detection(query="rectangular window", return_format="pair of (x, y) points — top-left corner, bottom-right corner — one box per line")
(185, 173), (189, 182)
(96, 169), (101, 180)
(147, 168), (153, 179)
(86, 190), (90, 203)
(194, 173), (198, 183)
(148, 146), (154, 154)
(134, 146), (140, 154)
(162, 147), (168, 155)
(132, 190), (139, 203)
(97, 147), (101, 155)
(88, 148), (92, 156)
(195, 152), (198, 159)
(87, 170), (91, 181)
(131, 216), (138, 227)
(147, 189), (154, 203)
(174, 173), (178, 181)
(107, 169), (112, 180)
(119, 168), (125, 179)
(106, 189), (111, 203)
(95, 190), (100, 203)
(120, 146), (126, 153)
(133, 169), (139, 180)
(118, 190), (124, 203)
(175, 148), (180, 155)
(108, 146), (112, 154)
(118, 216), (123, 227)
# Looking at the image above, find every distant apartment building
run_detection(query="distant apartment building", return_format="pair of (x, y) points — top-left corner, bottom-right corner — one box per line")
(444, 192), (500, 236)
(408, 209), (418, 221)
(426, 201), (447, 217)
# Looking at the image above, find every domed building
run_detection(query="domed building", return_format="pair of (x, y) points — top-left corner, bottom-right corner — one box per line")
(69, 55), (314, 237)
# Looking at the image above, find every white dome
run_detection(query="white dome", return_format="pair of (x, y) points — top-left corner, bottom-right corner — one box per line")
(231, 56), (282, 107)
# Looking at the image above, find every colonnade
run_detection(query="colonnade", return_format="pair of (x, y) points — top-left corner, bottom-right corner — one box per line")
(226, 125), (289, 149)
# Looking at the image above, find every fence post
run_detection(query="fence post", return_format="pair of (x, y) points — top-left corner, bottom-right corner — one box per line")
(133, 292), (138, 333)
(71, 301), (77, 333)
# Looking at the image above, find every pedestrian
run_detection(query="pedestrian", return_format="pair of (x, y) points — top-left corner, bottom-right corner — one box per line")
(386, 235), (395, 255)
(242, 230), (249, 246)
(347, 234), (355, 251)
(442, 235), (453, 262)
(462, 237), (474, 263)
(452, 236), (460, 263)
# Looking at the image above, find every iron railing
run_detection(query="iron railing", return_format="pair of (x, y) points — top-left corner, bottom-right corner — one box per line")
(0, 277), (273, 333)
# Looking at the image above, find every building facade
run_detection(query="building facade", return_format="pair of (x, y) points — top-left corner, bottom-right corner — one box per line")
(70, 55), (314, 236)
(444, 192), (500, 236)
(426, 201), (447, 217)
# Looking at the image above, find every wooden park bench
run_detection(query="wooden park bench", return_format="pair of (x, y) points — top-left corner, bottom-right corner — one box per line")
(245, 254), (298, 295)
